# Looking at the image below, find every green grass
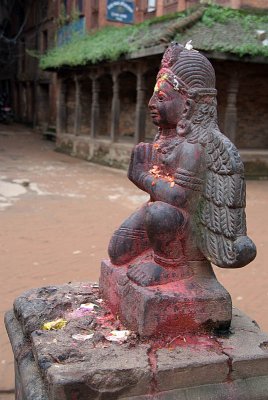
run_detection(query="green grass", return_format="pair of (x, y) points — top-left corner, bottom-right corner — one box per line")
(40, 25), (136, 69)
(40, 7), (194, 69)
(201, 4), (268, 27)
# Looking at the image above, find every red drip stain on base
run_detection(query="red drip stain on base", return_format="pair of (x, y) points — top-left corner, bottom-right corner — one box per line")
(144, 333), (225, 396)
(147, 345), (158, 394)
(214, 338), (234, 383)
(225, 354), (233, 383)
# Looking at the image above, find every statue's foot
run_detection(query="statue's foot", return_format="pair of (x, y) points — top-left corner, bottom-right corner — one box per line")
(127, 262), (184, 287)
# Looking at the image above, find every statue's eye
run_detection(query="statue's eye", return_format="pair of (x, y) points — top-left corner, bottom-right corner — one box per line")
(158, 91), (165, 101)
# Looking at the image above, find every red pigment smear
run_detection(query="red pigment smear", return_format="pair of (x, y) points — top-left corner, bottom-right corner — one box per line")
(70, 390), (79, 400)
(95, 308), (129, 332)
(214, 338), (234, 383)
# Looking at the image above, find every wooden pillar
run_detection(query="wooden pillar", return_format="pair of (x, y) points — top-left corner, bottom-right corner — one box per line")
(32, 82), (38, 127)
(49, 73), (57, 126)
(12, 81), (18, 120)
(74, 75), (81, 136)
(178, 0), (186, 12)
(17, 82), (21, 120)
(224, 73), (239, 145)
(156, 0), (164, 16)
(135, 69), (146, 143)
(26, 81), (31, 123)
(35, 83), (41, 126)
(20, 82), (27, 121)
(91, 77), (100, 138)
(111, 71), (120, 142)
(56, 78), (67, 134)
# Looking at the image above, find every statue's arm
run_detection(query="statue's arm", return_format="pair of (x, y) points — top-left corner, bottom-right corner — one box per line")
(143, 174), (188, 207)
(128, 142), (154, 190)
(128, 142), (204, 208)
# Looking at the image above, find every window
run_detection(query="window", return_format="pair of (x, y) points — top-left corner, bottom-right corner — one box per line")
(147, 0), (156, 12)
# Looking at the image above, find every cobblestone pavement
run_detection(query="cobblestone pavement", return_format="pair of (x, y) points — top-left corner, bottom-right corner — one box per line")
(0, 124), (268, 396)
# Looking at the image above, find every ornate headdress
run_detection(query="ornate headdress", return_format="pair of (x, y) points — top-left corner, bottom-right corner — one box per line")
(156, 42), (217, 97)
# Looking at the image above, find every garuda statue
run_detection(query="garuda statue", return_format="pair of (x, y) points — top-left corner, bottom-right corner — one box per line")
(100, 42), (256, 336)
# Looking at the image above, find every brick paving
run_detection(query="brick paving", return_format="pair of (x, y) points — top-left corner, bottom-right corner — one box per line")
(0, 124), (268, 396)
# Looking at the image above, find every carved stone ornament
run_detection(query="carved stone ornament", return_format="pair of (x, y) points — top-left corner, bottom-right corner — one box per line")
(100, 42), (256, 337)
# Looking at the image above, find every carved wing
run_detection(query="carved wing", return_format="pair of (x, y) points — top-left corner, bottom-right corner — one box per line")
(196, 130), (255, 268)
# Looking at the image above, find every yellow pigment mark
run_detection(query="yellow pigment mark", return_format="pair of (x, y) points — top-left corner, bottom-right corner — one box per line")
(42, 318), (67, 330)
(154, 74), (169, 92)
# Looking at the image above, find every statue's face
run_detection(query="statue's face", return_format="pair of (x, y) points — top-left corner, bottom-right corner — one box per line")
(148, 78), (185, 129)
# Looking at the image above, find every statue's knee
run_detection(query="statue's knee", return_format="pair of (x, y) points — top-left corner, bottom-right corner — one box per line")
(108, 231), (131, 265)
(108, 233), (120, 263)
(108, 227), (149, 265)
(146, 201), (186, 235)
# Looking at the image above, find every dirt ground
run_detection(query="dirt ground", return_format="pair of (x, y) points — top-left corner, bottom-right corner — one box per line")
(0, 124), (268, 395)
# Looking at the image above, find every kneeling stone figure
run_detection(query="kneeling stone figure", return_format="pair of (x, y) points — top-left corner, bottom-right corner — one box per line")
(101, 42), (256, 336)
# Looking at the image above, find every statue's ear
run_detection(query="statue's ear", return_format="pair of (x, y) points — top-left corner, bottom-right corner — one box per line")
(182, 98), (194, 119)
(176, 119), (191, 137)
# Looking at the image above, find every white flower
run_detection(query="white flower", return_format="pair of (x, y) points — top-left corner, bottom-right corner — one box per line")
(185, 40), (193, 50)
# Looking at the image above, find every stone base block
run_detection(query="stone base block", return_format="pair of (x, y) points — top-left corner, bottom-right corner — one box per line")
(99, 260), (232, 337)
(5, 282), (268, 400)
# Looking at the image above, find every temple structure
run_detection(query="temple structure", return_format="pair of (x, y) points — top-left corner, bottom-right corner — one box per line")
(4, 0), (268, 172)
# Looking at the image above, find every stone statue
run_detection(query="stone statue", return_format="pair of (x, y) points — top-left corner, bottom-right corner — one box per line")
(100, 42), (256, 336)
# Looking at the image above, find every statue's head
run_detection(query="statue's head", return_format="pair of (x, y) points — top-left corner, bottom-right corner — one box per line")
(149, 42), (216, 130)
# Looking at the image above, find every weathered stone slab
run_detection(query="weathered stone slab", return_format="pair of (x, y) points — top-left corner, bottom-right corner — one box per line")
(5, 283), (268, 400)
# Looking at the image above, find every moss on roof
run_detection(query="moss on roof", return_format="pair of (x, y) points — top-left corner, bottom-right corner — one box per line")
(175, 5), (268, 58)
(40, 5), (268, 70)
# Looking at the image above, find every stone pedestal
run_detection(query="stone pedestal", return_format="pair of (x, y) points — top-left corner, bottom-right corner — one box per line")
(5, 282), (268, 400)
(99, 260), (232, 337)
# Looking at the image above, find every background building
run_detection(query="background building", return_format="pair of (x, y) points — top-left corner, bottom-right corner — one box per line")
(2, 0), (268, 173)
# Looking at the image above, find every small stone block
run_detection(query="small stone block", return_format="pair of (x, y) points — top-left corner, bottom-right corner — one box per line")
(100, 260), (232, 337)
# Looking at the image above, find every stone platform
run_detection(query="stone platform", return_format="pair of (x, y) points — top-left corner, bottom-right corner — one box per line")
(5, 282), (268, 400)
